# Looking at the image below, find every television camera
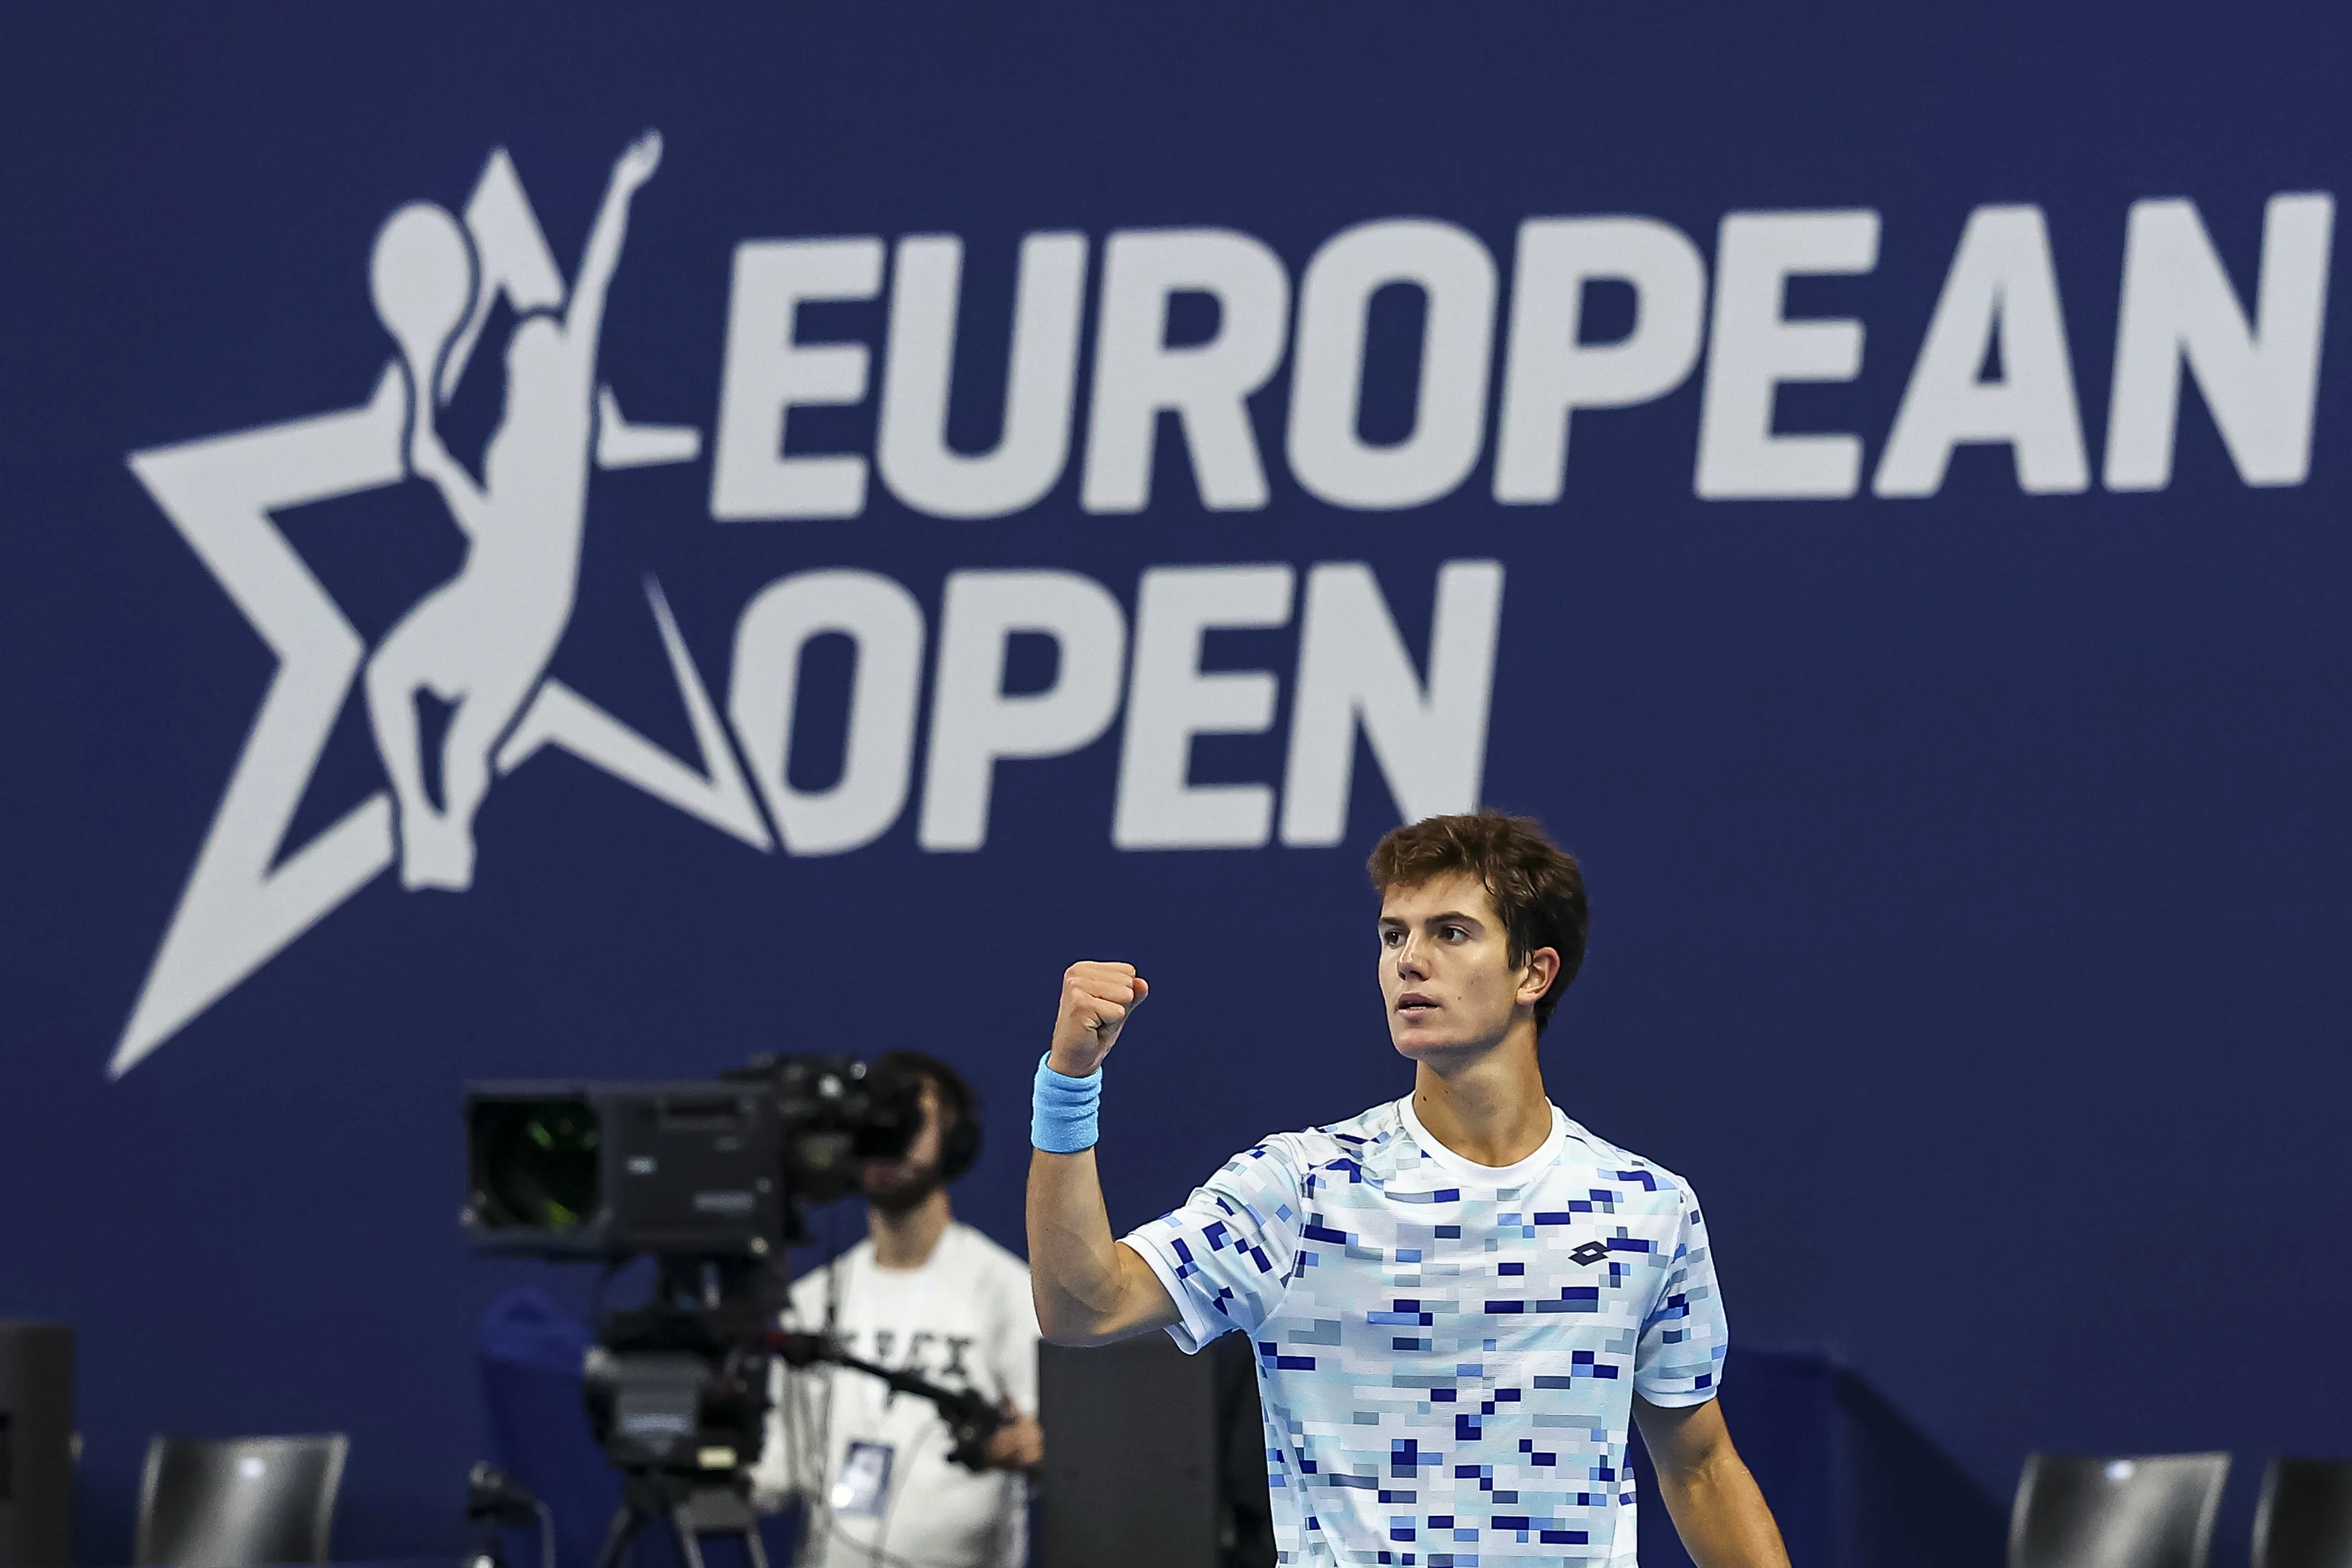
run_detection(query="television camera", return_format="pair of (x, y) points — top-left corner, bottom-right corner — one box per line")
(463, 1053), (1006, 1568)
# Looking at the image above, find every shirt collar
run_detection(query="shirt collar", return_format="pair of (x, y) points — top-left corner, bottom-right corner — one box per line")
(1397, 1094), (1568, 1186)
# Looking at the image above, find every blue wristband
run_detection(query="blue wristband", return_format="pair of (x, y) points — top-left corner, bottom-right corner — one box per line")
(1031, 1052), (1103, 1153)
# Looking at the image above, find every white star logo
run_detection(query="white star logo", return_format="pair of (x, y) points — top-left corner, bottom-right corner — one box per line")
(115, 135), (770, 1076)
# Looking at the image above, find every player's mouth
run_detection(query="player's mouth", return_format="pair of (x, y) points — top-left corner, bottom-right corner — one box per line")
(1395, 992), (1440, 1017)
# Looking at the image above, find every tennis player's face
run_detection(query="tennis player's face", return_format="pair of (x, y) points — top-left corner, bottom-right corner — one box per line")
(1378, 873), (1526, 1060)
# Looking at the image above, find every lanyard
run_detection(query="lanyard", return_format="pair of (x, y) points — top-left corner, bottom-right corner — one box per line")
(848, 1228), (954, 1423)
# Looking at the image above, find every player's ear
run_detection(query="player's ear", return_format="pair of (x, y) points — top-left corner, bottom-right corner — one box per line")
(1517, 947), (1560, 1005)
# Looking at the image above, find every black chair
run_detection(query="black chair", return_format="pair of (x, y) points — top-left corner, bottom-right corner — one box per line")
(2255, 1458), (2352, 1568)
(2009, 1453), (2230, 1568)
(135, 1433), (348, 1567)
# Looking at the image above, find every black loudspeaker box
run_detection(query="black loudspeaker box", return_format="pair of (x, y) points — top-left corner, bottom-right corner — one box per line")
(0, 1321), (72, 1568)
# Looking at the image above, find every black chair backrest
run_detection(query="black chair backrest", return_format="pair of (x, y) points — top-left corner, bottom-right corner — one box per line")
(135, 1433), (349, 1567)
(2255, 1458), (2352, 1568)
(2010, 1453), (2230, 1568)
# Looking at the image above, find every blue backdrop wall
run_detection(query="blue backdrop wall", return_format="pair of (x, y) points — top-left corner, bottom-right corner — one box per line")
(4, 2), (2347, 1558)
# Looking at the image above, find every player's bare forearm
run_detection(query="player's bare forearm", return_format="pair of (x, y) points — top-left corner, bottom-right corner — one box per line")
(1025, 960), (1180, 1345)
(1027, 1147), (1177, 1344)
(1634, 1397), (1791, 1568)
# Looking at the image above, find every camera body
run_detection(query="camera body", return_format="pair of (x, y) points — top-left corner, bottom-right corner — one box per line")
(460, 1050), (1010, 1499)
(463, 1053), (920, 1258)
(462, 1052), (927, 1490)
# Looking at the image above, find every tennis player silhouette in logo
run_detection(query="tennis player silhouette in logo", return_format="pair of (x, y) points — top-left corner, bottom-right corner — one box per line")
(363, 131), (661, 889)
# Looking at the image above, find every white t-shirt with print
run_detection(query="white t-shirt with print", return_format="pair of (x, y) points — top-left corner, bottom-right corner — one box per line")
(1122, 1097), (1727, 1568)
(753, 1222), (1040, 1568)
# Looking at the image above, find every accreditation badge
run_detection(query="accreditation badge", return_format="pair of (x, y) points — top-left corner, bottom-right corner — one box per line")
(829, 1440), (894, 1518)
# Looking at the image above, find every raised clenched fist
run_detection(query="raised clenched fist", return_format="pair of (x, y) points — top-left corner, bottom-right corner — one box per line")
(1050, 961), (1149, 1077)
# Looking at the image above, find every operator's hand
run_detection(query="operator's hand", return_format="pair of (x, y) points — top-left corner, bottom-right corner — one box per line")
(983, 1396), (1044, 1472)
(1050, 961), (1147, 1077)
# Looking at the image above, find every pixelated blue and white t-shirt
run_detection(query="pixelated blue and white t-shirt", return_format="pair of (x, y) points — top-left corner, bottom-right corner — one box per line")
(1123, 1097), (1726, 1567)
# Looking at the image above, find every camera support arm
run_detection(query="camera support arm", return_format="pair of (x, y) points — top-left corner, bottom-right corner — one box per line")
(767, 1330), (1008, 1472)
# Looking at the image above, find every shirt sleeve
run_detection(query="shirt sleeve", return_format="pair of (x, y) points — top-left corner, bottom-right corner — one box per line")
(990, 1256), (1042, 1418)
(1120, 1136), (1309, 1354)
(1633, 1177), (1729, 1406)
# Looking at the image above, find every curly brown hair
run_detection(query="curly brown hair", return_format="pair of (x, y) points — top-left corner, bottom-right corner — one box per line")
(1367, 810), (1589, 1033)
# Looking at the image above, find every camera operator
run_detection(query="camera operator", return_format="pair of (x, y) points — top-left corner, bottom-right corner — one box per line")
(753, 1052), (1043, 1568)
